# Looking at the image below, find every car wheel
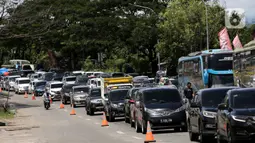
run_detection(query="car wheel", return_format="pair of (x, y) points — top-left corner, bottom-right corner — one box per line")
(73, 104), (77, 108)
(181, 125), (188, 132)
(108, 113), (115, 122)
(141, 120), (147, 134)
(89, 108), (94, 115)
(135, 119), (141, 133)
(200, 121), (209, 143)
(188, 121), (199, 141)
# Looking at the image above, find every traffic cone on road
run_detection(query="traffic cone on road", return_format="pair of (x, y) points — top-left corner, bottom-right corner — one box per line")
(24, 92), (28, 98)
(32, 92), (36, 100)
(144, 121), (156, 143)
(70, 106), (76, 115)
(59, 103), (64, 109)
(101, 112), (109, 127)
(0, 88), (2, 92)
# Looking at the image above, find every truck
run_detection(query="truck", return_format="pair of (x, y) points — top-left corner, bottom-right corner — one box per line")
(100, 77), (133, 106)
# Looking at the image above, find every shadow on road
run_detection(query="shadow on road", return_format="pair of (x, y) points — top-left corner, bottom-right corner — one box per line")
(9, 102), (41, 109)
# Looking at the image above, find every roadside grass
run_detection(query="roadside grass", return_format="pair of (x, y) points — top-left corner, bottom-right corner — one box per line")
(0, 109), (15, 119)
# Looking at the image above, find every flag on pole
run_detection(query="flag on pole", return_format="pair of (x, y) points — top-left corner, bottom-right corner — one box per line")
(232, 34), (243, 49)
(218, 27), (233, 50)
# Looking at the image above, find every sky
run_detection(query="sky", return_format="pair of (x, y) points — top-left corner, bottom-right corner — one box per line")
(220, 0), (255, 24)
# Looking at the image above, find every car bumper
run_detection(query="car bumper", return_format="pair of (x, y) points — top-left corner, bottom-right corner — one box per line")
(51, 94), (61, 100)
(148, 112), (186, 130)
(18, 89), (29, 93)
(35, 91), (44, 96)
(91, 103), (104, 111)
(64, 96), (70, 101)
(111, 108), (125, 117)
(201, 117), (217, 136)
(231, 120), (255, 140)
(73, 99), (86, 105)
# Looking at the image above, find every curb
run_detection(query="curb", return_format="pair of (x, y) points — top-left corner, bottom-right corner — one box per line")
(0, 125), (40, 131)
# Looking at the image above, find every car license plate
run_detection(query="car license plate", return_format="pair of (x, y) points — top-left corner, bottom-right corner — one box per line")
(160, 119), (172, 123)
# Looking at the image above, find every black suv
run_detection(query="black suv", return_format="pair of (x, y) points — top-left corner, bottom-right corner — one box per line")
(104, 89), (129, 122)
(133, 87), (187, 134)
(61, 83), (77, 104)
(216, 88), (255, 143)
(124, 87), (143, 123)
(86, 88), (103, 115)
(187, 87), (238, 143)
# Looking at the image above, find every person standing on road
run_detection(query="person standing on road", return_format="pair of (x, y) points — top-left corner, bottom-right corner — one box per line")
(184, 82), (194, 102)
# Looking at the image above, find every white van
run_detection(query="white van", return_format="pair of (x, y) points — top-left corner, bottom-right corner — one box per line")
(14, 77), (30, 94)
(45, 81), (63, 100)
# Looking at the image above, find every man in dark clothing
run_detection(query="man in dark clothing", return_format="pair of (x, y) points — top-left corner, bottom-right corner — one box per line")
(184, 82), (194, 101)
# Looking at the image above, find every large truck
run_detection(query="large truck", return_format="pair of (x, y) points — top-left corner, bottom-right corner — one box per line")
(100, 77), (133, 106)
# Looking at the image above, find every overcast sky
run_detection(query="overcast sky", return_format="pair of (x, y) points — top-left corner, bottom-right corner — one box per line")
(220, 0), (255, 23)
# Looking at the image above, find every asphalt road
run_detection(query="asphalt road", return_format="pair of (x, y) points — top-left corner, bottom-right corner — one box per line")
(7, 92), (198, 143)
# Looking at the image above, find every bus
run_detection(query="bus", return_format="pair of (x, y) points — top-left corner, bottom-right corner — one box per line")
(233, 40), (255, 87)
(177, 49), (234, 95)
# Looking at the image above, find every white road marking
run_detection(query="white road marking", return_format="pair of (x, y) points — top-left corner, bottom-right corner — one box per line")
(132, 136), (142, 140)
(86, 118), (91, 121)
(64, 109), (68, 112)
(78, 116), (83, 118)
(13, 134), (32, 137)
(116, 131), (125, 135)
(94, 122), (100, 125)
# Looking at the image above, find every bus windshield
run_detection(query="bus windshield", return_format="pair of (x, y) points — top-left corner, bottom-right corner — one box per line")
(208, 53), (233, 70)
(209, 74), (234, 88)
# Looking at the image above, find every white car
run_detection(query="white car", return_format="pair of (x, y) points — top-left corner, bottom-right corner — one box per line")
(62, 76), (76, 85)
(30, 74), (39, 81)
(14, 77), (30, 94)
(72, 71), (85, 76)
(87, 78), (101, 88)
(6, 75), (21, 91)
(45, 81), (63, 100)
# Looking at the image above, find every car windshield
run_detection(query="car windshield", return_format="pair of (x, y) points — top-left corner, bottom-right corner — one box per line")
(209, 74), (234, 88)
(201, 89), (231, 107)
(51, 84), (63, 88)
(19, 80), (30, 84)
(144, 89), (181, 104)
(66, 77), (76, 81)
(9, 77), (19, 81)
(35, 82), (46, 87)
(74, 87), (89, 93)
(232, 91), (255, 108)
(110, 90), (129, 101)
(208, 53), (233, 70)
(91, 89), (101, 97)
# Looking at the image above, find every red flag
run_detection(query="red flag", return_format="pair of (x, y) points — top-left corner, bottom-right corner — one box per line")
(232, 34), (243, 49)
(218, 27), (233, 50)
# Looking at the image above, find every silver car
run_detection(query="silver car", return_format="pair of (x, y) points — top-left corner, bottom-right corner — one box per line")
(70, 85), (90, 108)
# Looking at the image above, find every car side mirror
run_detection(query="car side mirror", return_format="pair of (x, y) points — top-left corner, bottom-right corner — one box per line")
(218, 103), (227, 110)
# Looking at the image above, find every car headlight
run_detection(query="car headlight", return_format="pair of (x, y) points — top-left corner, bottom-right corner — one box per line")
(145, 108), (160, 116)
(231, 115), (246, 122)
(111, 103), (118, 108)
(91, 99), (101, 104)
(202, 111), (217, 118)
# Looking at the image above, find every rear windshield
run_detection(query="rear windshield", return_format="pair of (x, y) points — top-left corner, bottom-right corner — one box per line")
(91, 89), (101, 97)
(74, 87), (89, 93)
(51, 84), (63, 88)
(201, 89), (231, 107)
(66, 77), (76, 81)
(110, 90), (129, 101)
(19, 80), (30, 84)
(35, 82), (46, 87)
(143, 89), (181, 104)
(232, 91), (255, 108)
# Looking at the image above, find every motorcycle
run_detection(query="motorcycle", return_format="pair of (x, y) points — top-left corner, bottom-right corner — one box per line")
(44, 97), (50, 110)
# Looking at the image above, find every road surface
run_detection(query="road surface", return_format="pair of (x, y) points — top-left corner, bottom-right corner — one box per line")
(0, 93), (196, 143)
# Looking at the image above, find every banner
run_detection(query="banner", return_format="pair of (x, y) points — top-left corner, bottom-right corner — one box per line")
(218, 27), (233, 50)
(232, 34), (243, 49)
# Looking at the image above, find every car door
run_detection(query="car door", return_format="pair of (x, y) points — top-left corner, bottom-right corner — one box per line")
(218, 94), (229, 136)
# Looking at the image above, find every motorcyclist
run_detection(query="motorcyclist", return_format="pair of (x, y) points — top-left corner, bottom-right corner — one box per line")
(42, 89), (51, 108)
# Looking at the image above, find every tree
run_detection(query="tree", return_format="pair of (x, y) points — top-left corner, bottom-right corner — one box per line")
(157, 0), (225, 75)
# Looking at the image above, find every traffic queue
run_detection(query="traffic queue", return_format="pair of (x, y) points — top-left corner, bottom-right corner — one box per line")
(0, 43), (254, 143)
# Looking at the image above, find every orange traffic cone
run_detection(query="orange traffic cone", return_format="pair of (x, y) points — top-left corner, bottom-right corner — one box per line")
(59, 103), (64, 109)
(144, 121), (156, 143)
(0, 88), (2, 92)
(101, 112), (109, 127)
(70, 107), (76, 115)
(50, 97), (53, 104)
(24, 92), (28, 98)
(32, 92), (36, 100)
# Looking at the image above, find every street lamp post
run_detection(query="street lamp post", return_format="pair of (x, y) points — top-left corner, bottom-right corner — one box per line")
(202, 0), (209, 50)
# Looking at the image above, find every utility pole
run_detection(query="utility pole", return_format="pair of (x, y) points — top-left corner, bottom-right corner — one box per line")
(202, 0), (209, 50)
